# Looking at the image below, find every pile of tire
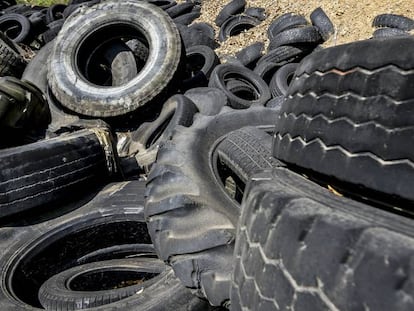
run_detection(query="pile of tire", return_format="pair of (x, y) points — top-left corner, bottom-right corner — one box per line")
(0, 0), (413, 310)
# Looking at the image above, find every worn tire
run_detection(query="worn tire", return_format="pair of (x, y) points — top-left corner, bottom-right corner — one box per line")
(145, 107), (279, 306)
(310, 7), (334, 41)
(268, 25), (322, 51)
(231, 168), (414, 311)
(269, 62), (298, 97)
(215, 0), (246, 27)
(373, 13), (414, 31)
(235, 42), (264, 68)
(219, 15), (260, 42)
(273, 36), (414, 204)
(0, 31), (25, 77)
(0, 128), (112, 218)
(267, 13), (308, 40)
(48, 0), (182, 117)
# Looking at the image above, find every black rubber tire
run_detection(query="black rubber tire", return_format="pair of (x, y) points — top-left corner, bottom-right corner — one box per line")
(373, 13), (414, 31)
(42, 19), (63, 43)
(147, 0), (177, 10)
(177, 22), (217, 50)
(269, 62), (298, 97)
(372, 27), (409, 38)
(48, 1), (182, 117)
(209, 63), (271, 109)
(0, 12), (31, 43)
(0, 182), (208, 311)
(273, 36), (414, 204)
(219, 15), (260, 42)
(62, 0), (100, 19)
(189, 22), (215, 39)
(244, 7), (266, 21)
(166, 1), (195, 18)
(186, 44), (220, 79)
(173, 10), (201, 26)
(268, 25), (322, 51)
(184, 87), (228, 116)
(45, 4), (66, 24)
(145, 107), (279, 306)
(215, 0), (246, 27)
(0, 31), (25, 77)
(266, 95), (285, 110)
(231, 168), (414, 311)
(267, 13), (308, 40)
(0, 129), (110, 218)
(310, 7), (334, 41)
(125, 38), (149, 62)
(38, 258), (167, 310)
(129, 94), (198, 169)
(235, 42), (264, 68)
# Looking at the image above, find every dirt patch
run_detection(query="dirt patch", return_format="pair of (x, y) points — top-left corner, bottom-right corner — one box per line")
(194, 0), (414, 57)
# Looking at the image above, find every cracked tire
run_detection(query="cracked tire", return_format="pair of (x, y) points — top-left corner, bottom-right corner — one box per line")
(145, 107), (279, 306)
(231, 168), (414, 311)
(0, 31), (26, 77)
(48, 0), (182, 117)
(0, 129), (110, 219)
(273, 36), (414, 204)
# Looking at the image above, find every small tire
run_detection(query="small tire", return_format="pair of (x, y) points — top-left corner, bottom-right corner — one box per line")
(310, 7), (334, 41)
(372, 13), (414, 31)
(267, 13), (308, 40)
(215, 0), (246, 27)
(268, 25), (322, 51)
(0, 31), (26, 77)
(269, 62), (298, 97)
(219, 15), (260, 42)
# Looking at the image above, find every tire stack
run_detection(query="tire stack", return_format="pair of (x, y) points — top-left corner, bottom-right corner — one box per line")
(0, 0), (413, 310)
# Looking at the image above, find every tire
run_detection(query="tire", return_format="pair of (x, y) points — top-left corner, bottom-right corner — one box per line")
(373, 27), (409, 38)
(209, 64), (271, 109)
(215, 0), (246, 27)
(45, 4), (66, 24)
(166, 2), (195, 18)
(273, 36), (414, 204)
(177, 23), (217, 50)
(38, 258), (173, 310)
(147, 0), (177, 10)
(245, 7), (266, 21)
(42, 19), (63, 43)
(373, 13), (414, 31)
(128, 94), (198, 169)
(310, 7), (334, 41)
(184, 87), (228, 116)
(0, 128), (112, 218)
(219, 15), (260, 42)
(267, 13), (308, 40)
(0, 31), (26, 77)
(268, 25), (322, 51)
(0, 13), (31, 43)
(235, 42), (264, 68)
(269, 62), (298, 97)
(0, 182), (208, 311)
(266, 96), (285, 110)
(186, 45), (220, 79)
(48, 0), (182, 117)
(231, 168), (414, 311)
(145, 106), (279, 306)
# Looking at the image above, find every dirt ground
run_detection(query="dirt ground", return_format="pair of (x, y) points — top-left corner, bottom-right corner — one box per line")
(194, 0), (414, 57)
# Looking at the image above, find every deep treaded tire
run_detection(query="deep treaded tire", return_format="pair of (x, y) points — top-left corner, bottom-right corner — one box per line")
(48, 0), (182, 117)
(145, 107), (279, 306)
(273, 37), (414, 204)
(231, 168), (414, 311)
(0, 31), (25, 77)
(0, 129), (110, 218)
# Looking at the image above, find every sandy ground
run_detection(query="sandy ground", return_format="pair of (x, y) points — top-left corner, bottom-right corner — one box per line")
(193, 0), (414, 57)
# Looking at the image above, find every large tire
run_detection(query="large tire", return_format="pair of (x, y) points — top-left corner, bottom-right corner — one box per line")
(145, 107), (279, 306)
(0, 181), (207, 311)
(273, 36), (414, 205)
(0, 128), (112, 218)
(231, 168), (414, 311)
(48, 0), (182, 117)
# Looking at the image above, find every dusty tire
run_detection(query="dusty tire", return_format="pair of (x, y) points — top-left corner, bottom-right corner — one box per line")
(0, 31), (26, 77)
(231, 168), (414, 311)
(273, 36), (414, 204)
(48, 0), (182, 117)
(0, 129), (111, 218)
(145, 107), (279, 306)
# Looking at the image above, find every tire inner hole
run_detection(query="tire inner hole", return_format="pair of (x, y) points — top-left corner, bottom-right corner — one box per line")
(186, 53), (206, 77)
(215, 154), (246, 204)
(225, 75), (260, 102)
(229, 23), (256, 37)
(76, 23), (150, 87)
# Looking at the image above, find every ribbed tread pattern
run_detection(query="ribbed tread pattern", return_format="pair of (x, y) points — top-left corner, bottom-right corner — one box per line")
(0, 37), (26, 77)
(273, 36), (414, 203)
(231, 169), (414, 311)
(0, 129), (108, 218)
(145, 106), (277, 306)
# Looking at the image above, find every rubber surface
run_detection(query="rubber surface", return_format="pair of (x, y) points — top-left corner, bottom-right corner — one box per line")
(231, 168), (414, 311)
(273, 36), (414, 204)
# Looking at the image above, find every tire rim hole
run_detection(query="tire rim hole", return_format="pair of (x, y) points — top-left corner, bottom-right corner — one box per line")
(229, 23), (255, 37)
(1, 22), (21, 40)
(76, 23), (150, 87)
(8, 220), (151, 307)
(68, 270), (159, 291)
(215, 157), (246, 204)
(186, 53), (206, 77)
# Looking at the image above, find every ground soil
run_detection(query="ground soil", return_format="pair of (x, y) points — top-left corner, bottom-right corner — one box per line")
(194, 0), (414, 57)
